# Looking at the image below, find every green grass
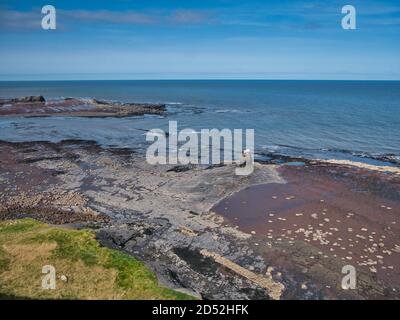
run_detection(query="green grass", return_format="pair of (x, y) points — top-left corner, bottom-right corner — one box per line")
(0, 219), (194, 300)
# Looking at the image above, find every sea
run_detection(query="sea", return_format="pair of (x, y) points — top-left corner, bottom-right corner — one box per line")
(0, 80), (399, 166)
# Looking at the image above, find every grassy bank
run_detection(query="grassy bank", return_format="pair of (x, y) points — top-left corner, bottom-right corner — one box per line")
(0, 219), (193, 300)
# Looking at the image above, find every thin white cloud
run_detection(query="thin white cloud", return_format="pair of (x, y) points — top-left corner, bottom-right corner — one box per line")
(169, 10), (213, 24)
(0, 8), (215, 31)
(0, 9), (41, 31)
(62, 10), (156, 25)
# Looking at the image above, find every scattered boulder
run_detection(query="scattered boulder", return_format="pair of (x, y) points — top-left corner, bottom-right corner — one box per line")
(90, 98), (109, 105)
(167, 164), (196, 173)
(12, 96), (45, 103)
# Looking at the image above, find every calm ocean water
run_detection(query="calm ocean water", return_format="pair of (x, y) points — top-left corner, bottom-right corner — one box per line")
(0, 80), (399, 165)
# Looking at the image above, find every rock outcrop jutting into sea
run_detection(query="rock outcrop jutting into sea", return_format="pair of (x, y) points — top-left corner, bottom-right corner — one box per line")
(0, 96), (166, 117)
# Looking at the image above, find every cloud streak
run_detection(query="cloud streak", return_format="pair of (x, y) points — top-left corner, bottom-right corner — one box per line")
(169, 10), (213, 24)
(0, 8), (215, 31)
(1, 2), (399, 33)
(0, 9), (41, 31)
(62, 10), (156, 25)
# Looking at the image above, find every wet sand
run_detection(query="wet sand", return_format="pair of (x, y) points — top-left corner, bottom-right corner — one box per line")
(213, 162), (400, 296)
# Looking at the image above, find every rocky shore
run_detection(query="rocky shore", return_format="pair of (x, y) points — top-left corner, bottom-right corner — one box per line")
(0, 96), (166, 117)
(0, 139), (399, 299)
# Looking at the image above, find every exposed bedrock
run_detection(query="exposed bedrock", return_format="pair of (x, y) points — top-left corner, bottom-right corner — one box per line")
(0, 140), (399, 299)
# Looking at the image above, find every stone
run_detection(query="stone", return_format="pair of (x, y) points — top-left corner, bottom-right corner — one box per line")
(12, 96), (45, 103)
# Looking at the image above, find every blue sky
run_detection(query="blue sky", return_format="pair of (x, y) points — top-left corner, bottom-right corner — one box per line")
(0, 0), (399, 80)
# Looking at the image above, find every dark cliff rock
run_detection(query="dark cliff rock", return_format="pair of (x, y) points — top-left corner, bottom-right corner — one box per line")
(11, 96), (46, 103)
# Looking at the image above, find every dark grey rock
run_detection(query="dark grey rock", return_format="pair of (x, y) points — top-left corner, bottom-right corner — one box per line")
(12, 96), (46, 103)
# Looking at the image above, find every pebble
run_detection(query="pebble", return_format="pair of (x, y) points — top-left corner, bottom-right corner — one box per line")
(266, 266), (274, 275)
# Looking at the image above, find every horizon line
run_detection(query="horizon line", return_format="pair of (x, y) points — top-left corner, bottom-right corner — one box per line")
(1, 78), (400, 82)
